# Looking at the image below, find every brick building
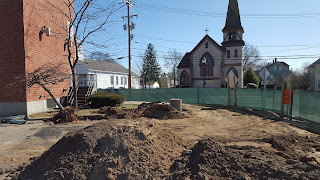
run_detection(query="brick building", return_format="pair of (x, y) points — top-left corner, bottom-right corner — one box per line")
(0, 0), (72, 116)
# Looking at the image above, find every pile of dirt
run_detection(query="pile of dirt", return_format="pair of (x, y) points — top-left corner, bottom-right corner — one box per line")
(99, 103), (188, 120)
(99, 106), (142, 119)
(141, 104), (187, 120)
(16, 119), (189, 180)
(170, 137), (320, 179)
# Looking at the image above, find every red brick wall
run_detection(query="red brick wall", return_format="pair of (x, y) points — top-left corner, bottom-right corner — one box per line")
(0, 0), (26, 102)
(23, 0), (73, 102)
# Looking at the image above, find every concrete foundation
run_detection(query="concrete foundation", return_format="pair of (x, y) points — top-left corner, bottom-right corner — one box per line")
(0, 98), (61, 117)
(0, 102), (27, 117)
(170, 99), (182, 112)
(26, 99), (48, 116)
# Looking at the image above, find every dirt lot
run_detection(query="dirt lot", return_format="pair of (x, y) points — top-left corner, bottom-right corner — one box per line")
(0, 103), (319, 179)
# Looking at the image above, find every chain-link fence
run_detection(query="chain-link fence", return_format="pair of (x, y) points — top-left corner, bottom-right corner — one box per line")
(97, 88), (320, 123)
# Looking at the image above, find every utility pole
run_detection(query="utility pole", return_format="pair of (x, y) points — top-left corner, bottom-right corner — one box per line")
(122, 0), (137, 89)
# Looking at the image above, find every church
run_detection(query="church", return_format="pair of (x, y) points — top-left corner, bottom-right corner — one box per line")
(177, 0), (244, 88)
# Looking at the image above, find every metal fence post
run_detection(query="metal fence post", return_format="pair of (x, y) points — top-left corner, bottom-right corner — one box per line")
(197, 88), (199, 104)
(261, 89), (264, 110)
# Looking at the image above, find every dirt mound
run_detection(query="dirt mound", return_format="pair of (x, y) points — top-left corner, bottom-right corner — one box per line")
(16, 119), (189, 180)
(99, 103), (187, 120)
(142, 104), (187, 120)
(170, 138), (320, 179)
(99, 106), (142, 119)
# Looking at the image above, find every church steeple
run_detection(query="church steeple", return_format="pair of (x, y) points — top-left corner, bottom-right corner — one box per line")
(222, 0), (244, 33)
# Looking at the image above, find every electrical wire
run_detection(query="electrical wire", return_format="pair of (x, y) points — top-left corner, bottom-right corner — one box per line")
(134, 2), (320, 19)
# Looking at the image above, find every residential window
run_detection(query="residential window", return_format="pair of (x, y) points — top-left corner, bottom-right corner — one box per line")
(121, 77), (123, 84)
(227, 50), (230, 58)
(234, 49), (238, 58)
(270, 75), (273, 79)
(124, 77), (127, 85)
(274, 66), (277, 71)
(116, 76), (119, 84)
(279, 66), (282, 71)
(111, 76), (114, 85)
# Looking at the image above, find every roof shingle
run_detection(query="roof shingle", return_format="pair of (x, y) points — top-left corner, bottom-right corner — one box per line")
(78, 59), (129, 74)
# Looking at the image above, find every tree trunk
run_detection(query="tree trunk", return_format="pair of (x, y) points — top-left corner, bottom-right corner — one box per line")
(71, 67), (78, 108)
(173, 67), (176, 87)
(40, 84), (64, 111)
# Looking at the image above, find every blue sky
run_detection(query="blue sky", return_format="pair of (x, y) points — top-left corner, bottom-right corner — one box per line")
(85, 0), (320, 73)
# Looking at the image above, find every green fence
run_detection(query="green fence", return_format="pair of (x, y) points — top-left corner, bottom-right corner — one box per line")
(97, 88), (320, 123)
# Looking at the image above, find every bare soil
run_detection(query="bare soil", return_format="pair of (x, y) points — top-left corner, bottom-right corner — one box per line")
(0, 103), (319, 179)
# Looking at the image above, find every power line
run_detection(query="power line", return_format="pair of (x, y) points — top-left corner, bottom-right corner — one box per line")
(135, 35), (196, 44)
(134, 2), (320, 19)
(262, 45), (320, 54)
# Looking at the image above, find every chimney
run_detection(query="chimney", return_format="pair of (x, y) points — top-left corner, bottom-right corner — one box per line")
(273, 60), (274, 64)
(275, 58), (277, 63)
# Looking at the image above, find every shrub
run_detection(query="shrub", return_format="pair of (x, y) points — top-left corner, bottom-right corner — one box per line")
(88, 92), (125, 108)
(244, 66), (260, 86)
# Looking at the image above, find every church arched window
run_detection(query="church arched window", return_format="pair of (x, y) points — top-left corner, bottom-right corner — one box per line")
(180, 71), (189, 86)
(199, 52), (214, 76)
(227, 67), (238, 78)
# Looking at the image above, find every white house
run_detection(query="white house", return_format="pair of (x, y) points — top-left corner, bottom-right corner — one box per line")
(307, 58), (320, 91)
(141, 81), (160, 89)
(177, 0), (244, 88)
(76, 59), (140, 90)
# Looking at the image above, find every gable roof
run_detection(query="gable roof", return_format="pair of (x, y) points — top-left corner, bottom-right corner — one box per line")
(262, 61), (290, 72)
(177, 53), (191, 68)
(223, 0), (244, 32)
(190, 35), (226, 55)
(308, 58), (320, 68)
(78, 59), (129, 74)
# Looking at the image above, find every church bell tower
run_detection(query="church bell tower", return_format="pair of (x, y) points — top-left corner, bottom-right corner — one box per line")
(222, 0), (244, 88)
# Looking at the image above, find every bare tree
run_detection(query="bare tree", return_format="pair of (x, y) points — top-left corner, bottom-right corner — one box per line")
(243, 43), (262, 71)
(13, 63), (69, 111)
(290, 62), (311, 90)
(41, 0), (122, 107)
(88, 51), (115, 63)
(164, 49), (182, 87)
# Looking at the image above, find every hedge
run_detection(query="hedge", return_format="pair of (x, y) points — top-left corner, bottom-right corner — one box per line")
(88, 92), (125, 108)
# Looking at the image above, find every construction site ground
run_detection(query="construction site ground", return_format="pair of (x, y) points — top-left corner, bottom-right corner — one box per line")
(0, 102), (319, 179)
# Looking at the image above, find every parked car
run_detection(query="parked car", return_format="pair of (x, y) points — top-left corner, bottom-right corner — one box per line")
(247, 83), (258, 89)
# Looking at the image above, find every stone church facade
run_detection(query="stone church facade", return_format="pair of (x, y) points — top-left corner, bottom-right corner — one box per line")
(177, 0), (244, 88)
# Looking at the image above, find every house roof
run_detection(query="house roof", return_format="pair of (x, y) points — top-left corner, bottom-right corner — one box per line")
(222, 0), (244, 32)
(78, 59), (130, 74)
(177, 53), (191, 68)
(263, 61), (289, 71)
(308, 58), (320, 68)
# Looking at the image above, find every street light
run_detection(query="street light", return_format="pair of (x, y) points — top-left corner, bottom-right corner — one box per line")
(202, 57), (207, 88)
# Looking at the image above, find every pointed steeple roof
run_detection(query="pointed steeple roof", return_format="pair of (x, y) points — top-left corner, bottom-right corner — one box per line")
(223, 0), (244, 32)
